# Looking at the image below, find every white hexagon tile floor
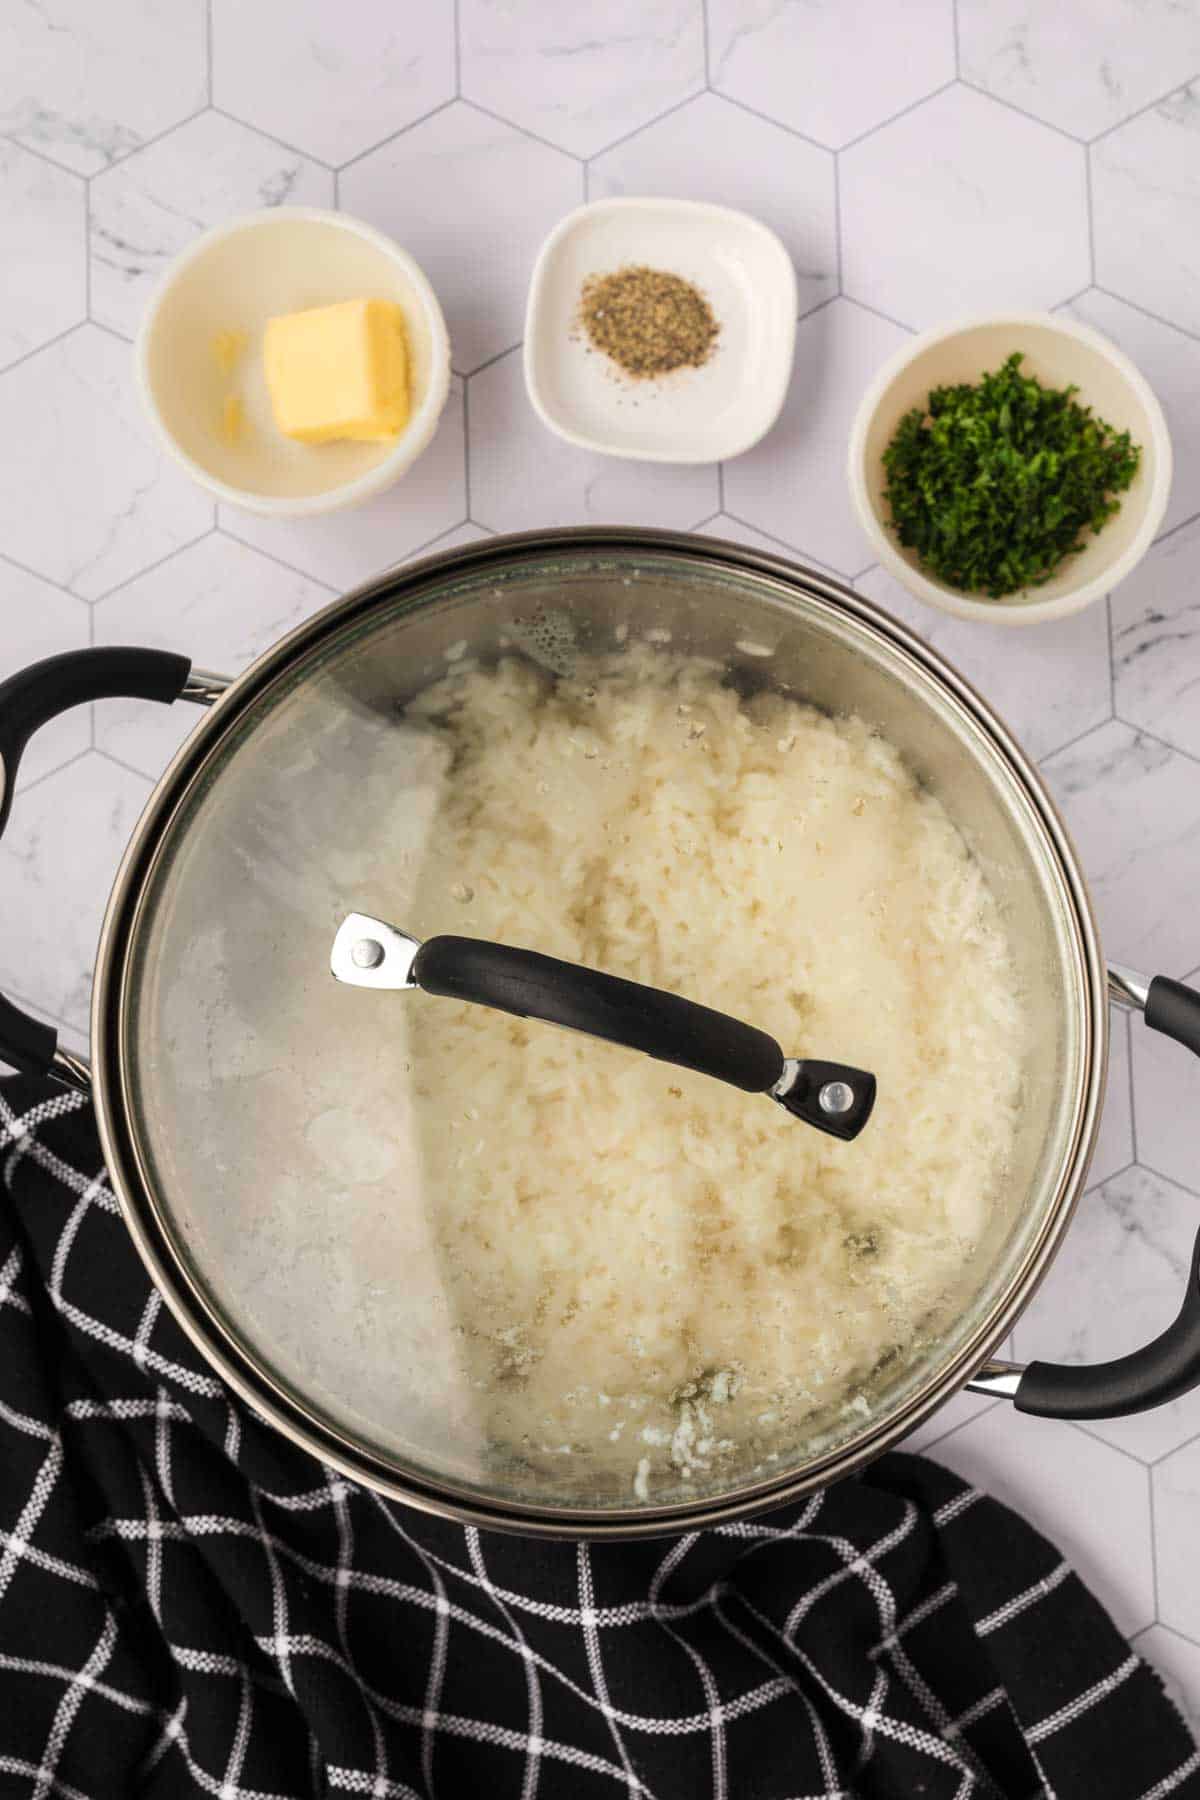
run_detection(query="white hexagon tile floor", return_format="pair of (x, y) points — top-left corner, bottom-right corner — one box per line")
(89, 112), (334, 338)
(0, 142), (86, 368)
(5, 0), (1200, 1735)
(588, 92), (838, 321)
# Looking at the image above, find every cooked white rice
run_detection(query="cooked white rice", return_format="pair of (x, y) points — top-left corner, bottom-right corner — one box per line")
(403, 647), (1025, 1500)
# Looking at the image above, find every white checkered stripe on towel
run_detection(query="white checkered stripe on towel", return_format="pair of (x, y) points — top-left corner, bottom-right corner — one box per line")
(0, 1078), (1196, 1800)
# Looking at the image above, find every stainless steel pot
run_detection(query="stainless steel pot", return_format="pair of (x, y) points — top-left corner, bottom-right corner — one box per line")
(2, 527), (1198, 1538)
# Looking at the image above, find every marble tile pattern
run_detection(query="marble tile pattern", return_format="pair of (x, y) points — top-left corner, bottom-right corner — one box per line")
(840, 85), (1090, 328)
(3, 0), (1200, 1730)
(89, 113), (333, 339)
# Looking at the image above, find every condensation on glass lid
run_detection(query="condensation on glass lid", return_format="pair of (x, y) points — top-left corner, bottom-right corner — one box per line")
(394, 640), (1027, 1505)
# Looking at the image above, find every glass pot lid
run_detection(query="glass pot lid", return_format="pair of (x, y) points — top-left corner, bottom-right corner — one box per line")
(106, 538), (1094, 1523)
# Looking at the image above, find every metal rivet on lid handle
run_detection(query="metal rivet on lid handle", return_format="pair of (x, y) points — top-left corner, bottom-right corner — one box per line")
(819, 1080), (855, 1116)
(351, 938), (385, 970)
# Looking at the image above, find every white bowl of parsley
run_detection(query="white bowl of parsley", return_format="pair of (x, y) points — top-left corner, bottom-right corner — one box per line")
(847, 313), (1172, 625)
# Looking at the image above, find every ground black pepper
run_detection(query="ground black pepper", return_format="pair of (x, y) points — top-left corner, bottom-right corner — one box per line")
(578, 265), (719, 379)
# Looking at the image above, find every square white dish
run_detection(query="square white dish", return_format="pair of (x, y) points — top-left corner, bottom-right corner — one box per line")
(523, 197), (797, 464)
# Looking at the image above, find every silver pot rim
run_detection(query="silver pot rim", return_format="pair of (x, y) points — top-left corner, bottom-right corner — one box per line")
(89, 526), (1107, 1538)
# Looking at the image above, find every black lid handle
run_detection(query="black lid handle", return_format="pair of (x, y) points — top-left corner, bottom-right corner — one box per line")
(330, 915), (876, 1141)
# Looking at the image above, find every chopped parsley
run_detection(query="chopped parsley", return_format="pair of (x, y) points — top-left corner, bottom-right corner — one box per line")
(881, 352), (1141, 599)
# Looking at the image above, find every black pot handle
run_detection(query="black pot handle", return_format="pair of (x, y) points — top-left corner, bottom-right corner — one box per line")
(0, 647), (194, 1080)
(331, 915), (877, 1141)
(972, 972), (1200, 1420)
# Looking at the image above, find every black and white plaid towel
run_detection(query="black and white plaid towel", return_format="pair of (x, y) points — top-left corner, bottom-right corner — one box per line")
(1, 1076), (1196, 1800)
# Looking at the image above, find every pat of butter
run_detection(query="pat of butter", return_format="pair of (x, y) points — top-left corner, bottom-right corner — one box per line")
(263, 298), (409, 445)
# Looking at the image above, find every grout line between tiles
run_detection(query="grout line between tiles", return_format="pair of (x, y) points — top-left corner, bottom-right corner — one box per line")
(1037, 713), (1117, 768)
(794, 291), (840, 325)
(951, 0), (960, 78)
(1088, 72), (1200, 146)
(83, 179), (91, 321)
(585, 88), (705, 164)
(719, 512), (842, 575)
(1072, 1419), (1161, 1469)
(1104, 592), (1117, 720)
(1093, 285), (1200, 347)
(429, 521), (474, 554)
(94, 108), (210, 178)
(704, 90), (832, 155)
(452, 0), (462, 97)
(462, 380), (472, 520)
(798, 284), (837, 324)
(1150, 509), (1200, 551)
(336, 97), (459, 174)
(402, 520), (476, 565)
(840, 293), (915, 335)
(213, 529), (339, 591)
(457, 340), (522, 382)
(89, 528), (217, 608)
(913, 1395), (1002, 1457)
(205, 0), (214, 105)
(1112, 716), (1200, 770)
(208, 526), (339, 592)
(956, 79), (1085, 146)
(838, 78), (958, 155)
(95, 748), (165, 784)
(1084, 144), (1097, 285)
(207, 106), (336, 171)
(1150, 1423), (1200, 1469)
(1051, 287), (1093, 314)
(1082, 1156), (1136, 1197)
(0, 545), (88, 599)
(0, 321), (87, 381)
(701, 0), (711, 85)
(11, 748), (94, 802)
(462, 98), (582, 162)
(0, 135), (91, 180)
(1132, 1159), (1200, 1206)
(90, 318), (134, 346)
(832, 150), (843, 295)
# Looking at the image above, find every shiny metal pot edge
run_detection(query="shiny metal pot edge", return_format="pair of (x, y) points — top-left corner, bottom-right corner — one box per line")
(89, 527), (1107, 1538)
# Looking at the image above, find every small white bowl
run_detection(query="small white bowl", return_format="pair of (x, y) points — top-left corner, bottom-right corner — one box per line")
(524, 197), (796, 464)
(136, 208), (451, 517)
(847, 313), (1172, 625)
